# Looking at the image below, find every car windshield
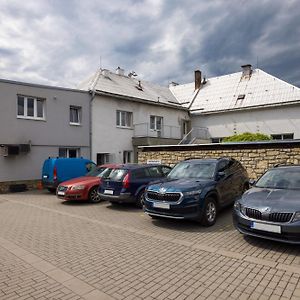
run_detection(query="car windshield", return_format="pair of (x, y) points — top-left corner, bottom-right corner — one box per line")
(167, 162), (216, 180)
(255, 168), (300, 190)
(85, 167), (106, 177)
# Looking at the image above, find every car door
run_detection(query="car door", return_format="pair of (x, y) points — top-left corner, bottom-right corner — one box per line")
(215, 159), (234, 206)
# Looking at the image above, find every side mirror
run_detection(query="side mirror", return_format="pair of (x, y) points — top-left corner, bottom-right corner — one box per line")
(217, 171), (226, 180)
(249, 179), (256, 186)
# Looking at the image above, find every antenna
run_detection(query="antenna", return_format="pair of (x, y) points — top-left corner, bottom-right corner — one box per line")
(100, 55), (102, 69)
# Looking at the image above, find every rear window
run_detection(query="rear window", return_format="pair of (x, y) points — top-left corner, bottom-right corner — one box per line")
(105, 168), (128, 181)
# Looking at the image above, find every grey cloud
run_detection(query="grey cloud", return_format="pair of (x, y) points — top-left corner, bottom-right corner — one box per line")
(0, 0), (299, 88)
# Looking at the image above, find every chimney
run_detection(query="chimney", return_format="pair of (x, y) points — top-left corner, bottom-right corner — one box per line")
(194, 70), (202, 90)
(116, 66), (125, 76)
(241, 64), (252, 79)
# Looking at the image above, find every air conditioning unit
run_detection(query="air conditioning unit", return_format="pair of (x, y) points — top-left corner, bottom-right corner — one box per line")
(0, 146), (8, 157)
(0, 145), (20, 156)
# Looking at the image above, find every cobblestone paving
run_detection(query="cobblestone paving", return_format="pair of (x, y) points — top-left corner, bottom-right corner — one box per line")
(0, 190), (300, 299)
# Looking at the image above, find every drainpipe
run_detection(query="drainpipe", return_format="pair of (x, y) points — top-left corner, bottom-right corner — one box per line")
(89, 69), (101, 161)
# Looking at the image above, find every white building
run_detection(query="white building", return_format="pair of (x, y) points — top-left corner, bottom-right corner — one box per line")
(79, 68), (190, 164)
(170, 65), (300, 142)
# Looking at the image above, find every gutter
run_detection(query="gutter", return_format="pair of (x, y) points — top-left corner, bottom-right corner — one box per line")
(190, 99), (300, 115)
(94, 90), (189, 111)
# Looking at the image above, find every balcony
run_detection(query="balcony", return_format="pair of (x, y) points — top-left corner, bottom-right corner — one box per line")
(178, 127), (210, 144)
(133, 123), (181, 139)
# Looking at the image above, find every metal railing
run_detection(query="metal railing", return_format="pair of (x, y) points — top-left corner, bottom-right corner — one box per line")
(178, 127), (210, 144)
(133, 123), (181, 139)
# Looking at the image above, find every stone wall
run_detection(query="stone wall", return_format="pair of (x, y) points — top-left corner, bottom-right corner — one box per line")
(138, 141), (300, 179)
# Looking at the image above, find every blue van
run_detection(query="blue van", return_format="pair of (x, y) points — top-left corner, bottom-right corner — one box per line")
(42, 158), (96, 192)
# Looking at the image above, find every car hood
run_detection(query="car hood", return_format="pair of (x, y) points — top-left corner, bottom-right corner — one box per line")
(60, 176), (99, 186)
(147, 178), (213, 193)
(240, 187), (300, 212)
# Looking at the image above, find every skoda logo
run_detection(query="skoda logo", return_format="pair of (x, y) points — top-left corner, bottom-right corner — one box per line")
(262, 207), (271, 213)
(159, 187), (167, 194)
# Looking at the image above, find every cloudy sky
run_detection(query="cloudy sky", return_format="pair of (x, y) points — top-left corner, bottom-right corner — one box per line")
(0, 0), (299, 88)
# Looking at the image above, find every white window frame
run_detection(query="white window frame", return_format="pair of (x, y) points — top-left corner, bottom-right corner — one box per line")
(17, 95), (46, 120)
(116, 110), (132, 128)
(150, 115), (163, 131)
(271, 133), (294, 140)
(70, 106), (82, 126)
(123, 151), (133, 163)
(59, 148), (80, 158)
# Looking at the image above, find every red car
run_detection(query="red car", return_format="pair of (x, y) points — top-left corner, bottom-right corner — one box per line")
(56, 164), (118, 203)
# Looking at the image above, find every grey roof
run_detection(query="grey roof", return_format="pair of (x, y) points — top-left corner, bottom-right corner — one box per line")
(170, 69), (300, 114)
(78, 69), (184, 109)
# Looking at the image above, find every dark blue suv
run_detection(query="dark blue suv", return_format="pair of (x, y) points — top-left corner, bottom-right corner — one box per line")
(98, 164), (172, 207)
(144, 158), (249, 226)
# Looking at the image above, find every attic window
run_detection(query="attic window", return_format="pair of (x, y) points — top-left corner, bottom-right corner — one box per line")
(237, 94), (245, 100)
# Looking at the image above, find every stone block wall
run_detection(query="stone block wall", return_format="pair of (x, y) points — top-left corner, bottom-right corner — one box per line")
(138, 142), (300, 179)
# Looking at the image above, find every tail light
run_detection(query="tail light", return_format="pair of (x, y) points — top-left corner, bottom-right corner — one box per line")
(122, 173), (130, 189)
(53, 167), (57, 181)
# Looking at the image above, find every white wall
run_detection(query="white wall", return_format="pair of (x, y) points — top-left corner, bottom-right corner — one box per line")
(92, 95), (189, 163)
(191, 105), (300, 139)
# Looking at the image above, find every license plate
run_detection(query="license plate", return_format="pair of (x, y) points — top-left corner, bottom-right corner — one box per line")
(251, 222), (281, 234)
(153, 202), (170, 209)
(57, 191), (65, 196)
(104, 189), (114, 195)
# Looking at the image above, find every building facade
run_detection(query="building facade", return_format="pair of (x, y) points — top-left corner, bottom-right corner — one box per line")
(170, 65), (300, 143)
(0, 79), (90, 184)
(79, 68), (190, 164)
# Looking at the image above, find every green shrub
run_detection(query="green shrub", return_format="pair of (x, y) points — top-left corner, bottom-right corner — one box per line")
(222, 132), (272, 142)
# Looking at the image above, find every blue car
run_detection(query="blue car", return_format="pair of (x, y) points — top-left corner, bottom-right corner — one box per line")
(98, 164), (172, 207)
(42, 157), (96, 192)
(144, 158), (249, 226)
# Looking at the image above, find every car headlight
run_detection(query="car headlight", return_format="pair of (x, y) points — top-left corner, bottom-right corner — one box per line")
(292, 212), (300, 222)
(183, 189), (202, 196)
(71, 185), (85, 191)
(234, 201), (246, 215)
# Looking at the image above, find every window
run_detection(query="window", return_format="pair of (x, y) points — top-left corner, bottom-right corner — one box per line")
(17, 95), (45, 120)
(271, 133), (294, 140)
(116, 110), (132, 128)
(70, 106), (81, 125)
(150, 115), (163, 131)
(123, 151), (132, 163)
(59, 148), (80, 158)
(148, 166), (162, 178)
(211, 137), (223, 143)
(97, 153), (112, 165)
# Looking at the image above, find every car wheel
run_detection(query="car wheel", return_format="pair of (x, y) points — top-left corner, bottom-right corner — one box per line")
(89, 187), (101, 203)
(136, 190), (145, 208)
(201, 197), (217, 226)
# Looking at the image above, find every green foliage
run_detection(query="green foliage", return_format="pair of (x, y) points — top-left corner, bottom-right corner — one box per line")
(222, 132), (272, 142)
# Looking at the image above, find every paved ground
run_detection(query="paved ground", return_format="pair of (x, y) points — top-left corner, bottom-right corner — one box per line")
(0, 191), (300, 300)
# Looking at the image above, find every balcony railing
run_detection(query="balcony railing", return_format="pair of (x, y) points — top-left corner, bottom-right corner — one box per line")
(179, 127), (210, 144)
(133, 123), (181, 139)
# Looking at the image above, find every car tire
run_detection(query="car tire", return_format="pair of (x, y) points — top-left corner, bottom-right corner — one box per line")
(136, 190), (145, 208)
(201, 197), (217, 226)
(88, 187), (101, 203)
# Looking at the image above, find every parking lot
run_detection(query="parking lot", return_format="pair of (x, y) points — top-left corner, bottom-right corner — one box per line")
(0, 191), (300, 300)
